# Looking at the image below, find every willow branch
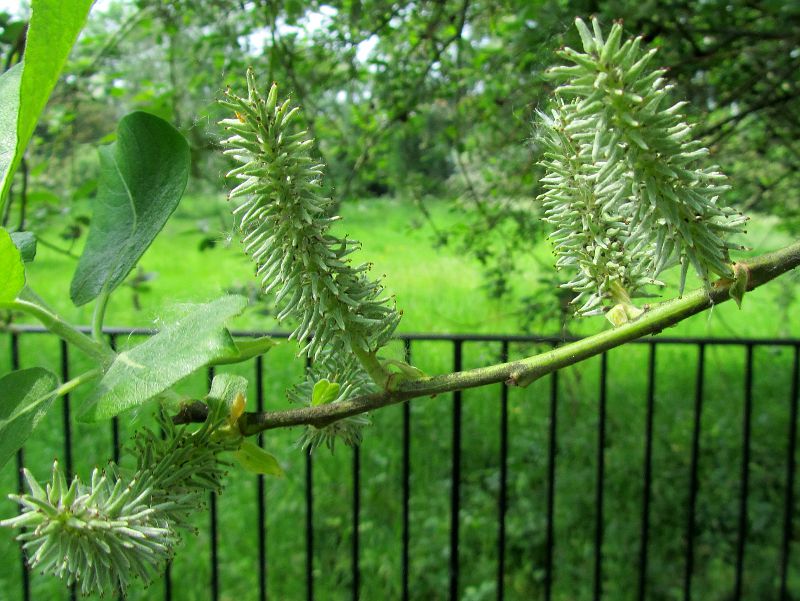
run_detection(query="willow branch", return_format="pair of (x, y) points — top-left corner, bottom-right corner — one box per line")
(235, 241), (800, 436)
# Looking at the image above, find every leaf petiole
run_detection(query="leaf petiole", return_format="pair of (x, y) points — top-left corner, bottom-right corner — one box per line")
(56, 368), (102, 398)
(0, 299), (114, 363)
(91, 288), (111, 344)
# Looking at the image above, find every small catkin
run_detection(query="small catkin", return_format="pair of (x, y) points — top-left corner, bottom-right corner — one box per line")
(287, 349), (374, 450)
(1, 410), (235, 596)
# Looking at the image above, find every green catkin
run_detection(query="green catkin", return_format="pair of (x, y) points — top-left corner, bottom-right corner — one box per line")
(219, 69), (401, 360)
(0, 410), (236, 596)
(286, 349), (374, 451)
(538, 18), (748, 316)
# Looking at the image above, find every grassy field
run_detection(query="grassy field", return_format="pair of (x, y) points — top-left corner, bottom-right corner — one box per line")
(11, 192), (800, 337)
(1, 194), (798, 600)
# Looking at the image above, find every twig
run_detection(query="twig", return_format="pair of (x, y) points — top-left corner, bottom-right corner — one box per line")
(32, 236), (79, 259)
(235, 241), (800, 435)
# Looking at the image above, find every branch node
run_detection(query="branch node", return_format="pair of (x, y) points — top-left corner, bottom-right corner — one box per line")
(172, 401), (208, 425)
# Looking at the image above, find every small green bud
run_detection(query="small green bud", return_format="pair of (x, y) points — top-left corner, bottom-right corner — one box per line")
(729, 262), (750, 309)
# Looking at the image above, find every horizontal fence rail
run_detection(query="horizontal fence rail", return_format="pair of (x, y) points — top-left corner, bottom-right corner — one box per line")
(1, 326), (799, 601)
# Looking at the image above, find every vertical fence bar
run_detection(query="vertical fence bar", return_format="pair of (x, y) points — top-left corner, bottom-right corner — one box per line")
(637, 343), (656, 601)
(593, 352), (608, 601)
(545, 361), (559, 601)
(209, 491), (219, 600)
(207, 366), (220, 601)
(111, 411), (120, 463)
(108, 334), (121, 464)
(683, 343), (705, 601)
(162, 334), (172, 601)
(450, 340), (463, 601)
(401, 338), (412, 601)
(60, 340), (73, 476)
(352, 445), (361, 601)
(733, 345), (753, 600)
(11, 333), (29, 601)
(305, 448), (314, 601)
(60, 339), (77, 601)
(496, 341), (509, 601)
(255, 354), (268, 601)
(164, 561), (172, 601)
(305, 350), (315, 601)
(780, 345), (800, 600)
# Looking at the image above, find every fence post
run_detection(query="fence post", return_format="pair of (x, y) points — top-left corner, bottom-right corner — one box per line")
(449, 340), (463, 601)
(594, 352), (608, 601)
(637, 343), (657, 601)
(401, 338), (412, 601)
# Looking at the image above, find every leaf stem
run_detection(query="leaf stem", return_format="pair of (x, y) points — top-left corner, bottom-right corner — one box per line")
(351, 344), (391, 389)
(56, 368), (102, 397)
(18, 286), (56, 312)
(0, 299), (115, 363)
(92, 288), (111, 344)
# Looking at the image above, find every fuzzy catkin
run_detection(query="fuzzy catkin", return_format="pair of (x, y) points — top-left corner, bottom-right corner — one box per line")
(538, 103), (657, 314)
(219, 70), (400, 359)
(538, 18), (748, 314)
(1, 410), (235, 596)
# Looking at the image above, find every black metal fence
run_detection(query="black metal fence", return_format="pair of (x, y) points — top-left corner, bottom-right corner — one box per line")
(3, 328), (799, 601)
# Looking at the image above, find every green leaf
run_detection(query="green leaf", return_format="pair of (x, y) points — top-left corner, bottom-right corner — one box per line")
(0, 0), (93, 210)
(0, 367), (59, 469)
(234, 440), (284, 477)
(0, 63), (21, 202)
(10, 231), (36, 262)
(0, 227), (24, 301)
(78, 295), (247, 422)
(210, 336), (277, 365)
(208, 373), (249, 404)
(70, 111), (190, 306)
(311, 379), (341, 406)
(207, 373), (249, 419)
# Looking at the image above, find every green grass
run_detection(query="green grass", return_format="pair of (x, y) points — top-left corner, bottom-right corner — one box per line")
(1, 194), (799, 600)
(16, 194), (527, 334)
(12, 193), (800, 337)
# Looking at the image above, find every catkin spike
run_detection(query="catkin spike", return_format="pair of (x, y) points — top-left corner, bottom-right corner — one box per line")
(287, 350), (374, 451)
(537, 17), (747, 315)
(219, 69), (400, 360)
(1, 410), (236, 596)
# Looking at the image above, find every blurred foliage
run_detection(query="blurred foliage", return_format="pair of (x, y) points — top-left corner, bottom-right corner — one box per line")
(3, 0), (799, 330)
